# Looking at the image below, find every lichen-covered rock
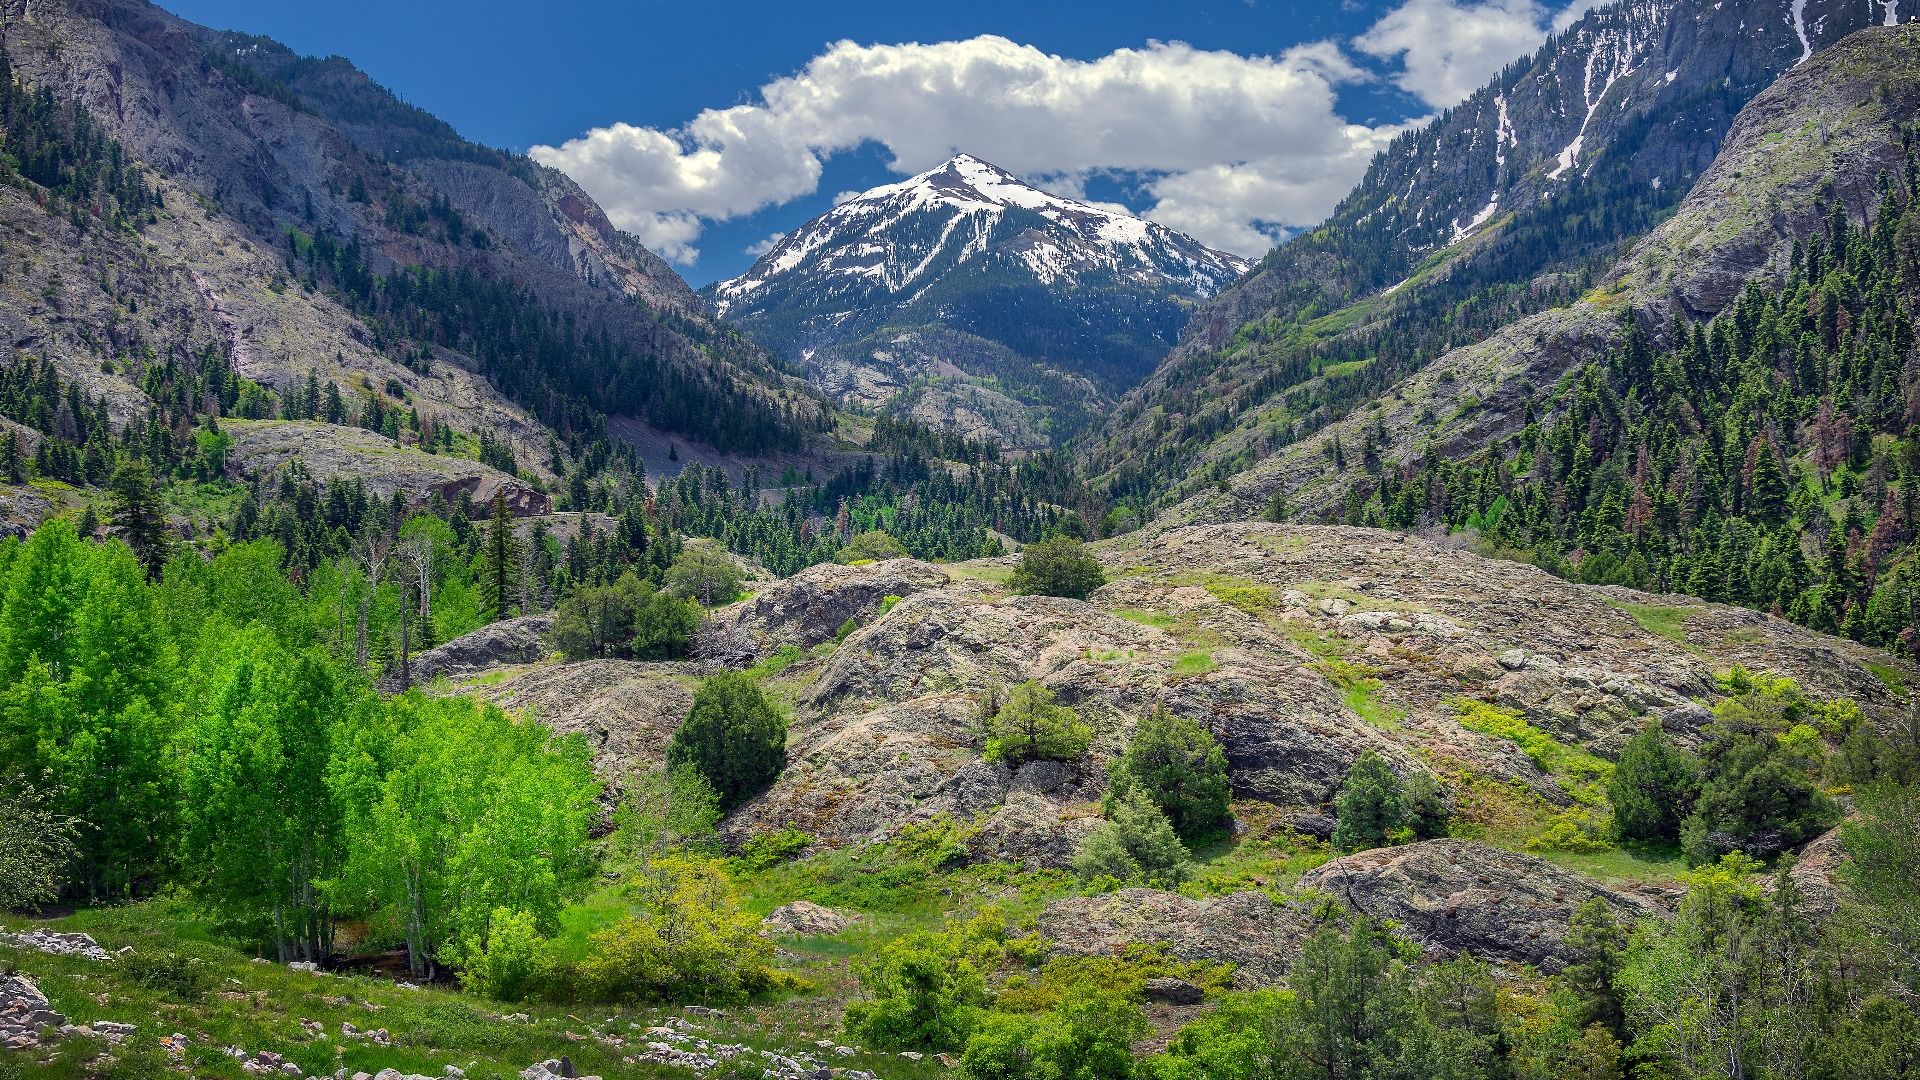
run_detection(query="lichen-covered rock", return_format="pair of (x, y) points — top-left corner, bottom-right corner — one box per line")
(225, 420), (551, 516)
(463, 661), (693, 783)
(388, 615), (553, 690)
(761, 901), (858, 936)
(1297, 839), (1661, 970)
(695, 558), (953, 665)
(1039, 888), (1317, 987)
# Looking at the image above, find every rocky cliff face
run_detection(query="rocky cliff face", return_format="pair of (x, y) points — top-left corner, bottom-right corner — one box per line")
(1089, 0), (1910, 518)
(707, 154), (1247, 450)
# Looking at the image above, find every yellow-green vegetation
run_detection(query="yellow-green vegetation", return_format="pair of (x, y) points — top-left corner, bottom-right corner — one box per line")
(1606, 599), (1695, 645)
(1451, 699), (1613, 805)
(1169, 650), (1218, 679)
(1315, 658), (1404, 732)
(1202, 579), (1275, 615)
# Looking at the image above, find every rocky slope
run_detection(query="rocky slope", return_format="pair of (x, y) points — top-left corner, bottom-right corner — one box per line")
(439, 522), (1911, 865)
(708, 154), (1247, 450)
(1171, 20), (1920, 528)
(1089, 0), (1910, 518)
(410, 521), (1911, 976)
(0, 0), (820, 488)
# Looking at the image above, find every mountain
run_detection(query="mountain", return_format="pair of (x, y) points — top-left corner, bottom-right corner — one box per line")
(707, 153), (1248, 450)
(0, 0), (822, 532)
(1086, 0), (1903, 513)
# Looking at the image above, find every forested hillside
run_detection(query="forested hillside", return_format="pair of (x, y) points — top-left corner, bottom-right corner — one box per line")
(1088, 0), (1892, 515)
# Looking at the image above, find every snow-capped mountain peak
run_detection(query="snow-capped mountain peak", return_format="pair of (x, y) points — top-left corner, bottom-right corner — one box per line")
(709, 153), (1249, 314)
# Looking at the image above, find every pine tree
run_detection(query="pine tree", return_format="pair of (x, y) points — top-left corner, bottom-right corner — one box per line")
(476, 492), (520, 623)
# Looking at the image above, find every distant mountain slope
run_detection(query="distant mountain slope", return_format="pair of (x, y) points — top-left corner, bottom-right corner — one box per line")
(707, 154), (1247, 450)
(1157, 16), (1920, 530)
(1088, 0), (1901, 510)
(0, 0), (822, 472)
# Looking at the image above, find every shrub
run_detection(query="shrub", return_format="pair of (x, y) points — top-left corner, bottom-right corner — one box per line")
(845, 931), (992, 1051)
(664, 543), (747, 607)
(0, 777), (76, 911)
(981, 682), (1092, 766)
(121, 950), (209, 1002)
(961, 988), (1147, 1080)
(1609, 724), (1700, 842)
(738, 826), (812, 870)
(573, 856), (785, 1004)
(667, 672), (788, 810)
(1112, 711), (1231, 841)
(456, 907), (549, 1002)
(836, 530), (908, 564)
(1680, 724), (1838, 864)
(1331, 751), (1404, 852)
(1074, 785), (1192, 889)
(631, 591), (701, 660)
(1009, 537), (1106, 600)
(1402, 771), (1452, 841)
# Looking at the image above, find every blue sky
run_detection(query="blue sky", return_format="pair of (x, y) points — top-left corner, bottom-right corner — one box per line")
(167, 0), (1599, 286)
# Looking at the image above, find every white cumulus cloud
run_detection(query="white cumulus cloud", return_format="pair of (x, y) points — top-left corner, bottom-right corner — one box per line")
(531, 35), (1386, 263)
(531, 1), (1607, 266)
(1355, 0), (1607, 109)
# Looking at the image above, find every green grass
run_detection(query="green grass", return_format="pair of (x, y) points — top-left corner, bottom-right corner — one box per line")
(1113, 608), (1178, 631)
(1181, 823), (1333, 898)
(1170, 651), (1218, 679)
(744, 643), (807, 681)
(1608, 600), (1694, 645)
(1864, 660), (1908, 695)
(0, 892), (956, 1080)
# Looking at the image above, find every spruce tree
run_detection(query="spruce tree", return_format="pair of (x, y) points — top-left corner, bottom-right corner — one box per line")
(109, 460), (167, 577)
(477, 491), (520, 623)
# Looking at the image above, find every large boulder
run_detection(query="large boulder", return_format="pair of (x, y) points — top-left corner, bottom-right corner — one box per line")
(1039, 889), (1317, 988)
(761, 901), (858, 936)
(1297, 839), (1660, 970)
(463, 660), (692, 783)
(388, 614), (552, 689)
(694, 557), (953, 665)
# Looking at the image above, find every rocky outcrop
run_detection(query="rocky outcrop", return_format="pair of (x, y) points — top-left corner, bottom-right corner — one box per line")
(1, 974), (63, 1051)
(1298, 840), (1661, 970)
(761, 901), (858, 936)
(695, 558), (954, 665)
(0, 930), (114, 962)
(719, 522), (1911, 867)
(1039, 889), (1318, 988)
(464, 660), (693, 783)
(392, 615), (553, 689)
(225, 421), (551, 516)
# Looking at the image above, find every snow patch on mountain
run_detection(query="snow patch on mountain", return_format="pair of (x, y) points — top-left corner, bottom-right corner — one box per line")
(711, 154), (1248, 314)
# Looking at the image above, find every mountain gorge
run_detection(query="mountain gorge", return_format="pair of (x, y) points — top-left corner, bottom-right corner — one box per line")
(708, 154), (1248, 450)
